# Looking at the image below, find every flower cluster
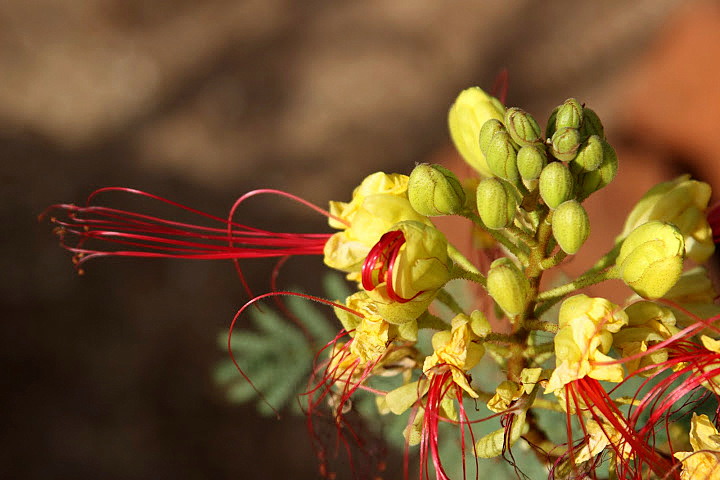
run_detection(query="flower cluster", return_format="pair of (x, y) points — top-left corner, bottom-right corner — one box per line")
(44, 85), (720, 480)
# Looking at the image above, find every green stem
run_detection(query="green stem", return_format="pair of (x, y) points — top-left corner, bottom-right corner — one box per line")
(461, 210), (529, 264)
(447, 244), (487, 286)
(417, 312), (448, 331)
(535, 266), (618, 304)
(540, 250), (567, 270)
(587, 243), (621, 274)
(523, 319), (558, 334)
(523, 341), (555, 357)
(507, 224), (537, 248)
(435, 289), (463, 314)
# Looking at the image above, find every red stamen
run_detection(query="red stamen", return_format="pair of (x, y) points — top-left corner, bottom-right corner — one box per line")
(361, 230), (423, 303)
(42, 188), (333, 281)
(491, 69), (509, 106)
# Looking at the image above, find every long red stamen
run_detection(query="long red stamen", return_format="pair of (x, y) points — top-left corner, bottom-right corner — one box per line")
(361, 230), (422, 303)
(42, 188), (333, 274)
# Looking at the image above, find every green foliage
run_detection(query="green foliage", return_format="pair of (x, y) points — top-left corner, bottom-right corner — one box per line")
(213, 273), (351, 415)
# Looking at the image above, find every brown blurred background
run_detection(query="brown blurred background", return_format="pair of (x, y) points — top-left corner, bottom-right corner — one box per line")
(4, 0), (720, 478)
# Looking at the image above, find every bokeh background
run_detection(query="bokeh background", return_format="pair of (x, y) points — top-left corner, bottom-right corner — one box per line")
(4, 0), (720, 478)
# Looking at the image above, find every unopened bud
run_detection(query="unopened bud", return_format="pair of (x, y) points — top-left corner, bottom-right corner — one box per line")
(504, 107), (543, 147)
(555, 98), (583, 130)
(552, 200), (590, 255)
(575, 140), (618, 200)
(517, 146), (547, 181)
(573, 135), (604, 171)
(479, 119), (506, 155)
(487, 257), (529, 316)
(539, 162), (574, 209)
(545, 106), (559, 138)
(551, 127), (581, 161)
(408, 164), (465, 216)
(448, 87), (506, 177)
(486, 131), (520, 184)
(616, 221), (685, 299)
(476, 178), (518, 229)
(580, 107), (604, 138)
(469, 310), (492, 338)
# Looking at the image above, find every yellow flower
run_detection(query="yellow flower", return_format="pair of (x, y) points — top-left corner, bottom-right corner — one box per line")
(619, 175), (714, 263)
(323, 172), (429, 275)
(423, 314), (485, 398)
(448, 87), (506, 177)
(661, 267), (720, 330)
(362, 221), (452, 324)
(614, 301), (679, 375)
(545, 295), (628, 394)
(574, 419), (628, 465)
(674, 413), (720, 480)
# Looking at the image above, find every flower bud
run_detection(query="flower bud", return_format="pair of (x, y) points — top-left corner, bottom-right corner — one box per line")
(487, 257), (529, 316)
(551, 127), (581, 161)
(517, 145), (547, 181)
(545, 106), (559, 138)
(479, 119), (506, 155)
(580, 106), (604, 138)
(448, 87), (506, 177)
(618, 175), (714, 263)
(552, 200), (590, 255)
(573, 135), (604, 171)
(575, 140), (618, 200)
(476, 177), (517, 229)
(408, 164), (466, 216)
(469, 310), (492, 338)
(539, 162), (574, 209)
(616, 221), (685, 299)
(555, 98), (583, 130)
(504, 107), (543, 147)
(486, 131), (520, 183)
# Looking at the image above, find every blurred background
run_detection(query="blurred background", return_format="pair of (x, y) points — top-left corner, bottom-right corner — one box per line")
(4, 0), (720, 478)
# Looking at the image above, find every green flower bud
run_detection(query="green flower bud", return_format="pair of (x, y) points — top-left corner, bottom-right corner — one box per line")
(545, 106), (559, 138)
(573, 135), (604, 171)
(580, 106), (604, 138)
(517, 145), (547, 180)
(486, 131), (520, 183)
(408, 164), (465, 216)
(552, 200), (590, 255)
(616, 221), (685, 299)
(504, 107), (543, 147)
(479, 119), (506, 155)
(476, 177), (518, 229)
(469, 310), (492, 337)
(487, 257), (529, 316)
(448, 87), (506, 177)
(575, 140), (618, 200)
(551, 127), (581, 161)
(555, 98), (583, 130)
(539, 161), (574, 209)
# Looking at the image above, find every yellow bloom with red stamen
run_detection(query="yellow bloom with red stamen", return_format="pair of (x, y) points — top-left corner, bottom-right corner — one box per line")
(323, 172), (429, 275)
(423, 313), (485, 398)
(619, 175), (714, 263)
(362, 221), (452, 324)
(614, 301), (679, 375)
(674, 413), (720, 480)
(574, 419), (629, 465)
(546, 295), (628, 394)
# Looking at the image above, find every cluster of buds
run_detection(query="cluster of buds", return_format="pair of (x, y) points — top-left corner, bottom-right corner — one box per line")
(44, 85), (720, 480)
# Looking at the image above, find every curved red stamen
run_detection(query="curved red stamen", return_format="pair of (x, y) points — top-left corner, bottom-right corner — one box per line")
(491, 69), (509, 106)
(361, 230), (421, 303)
(42, 188), (332, 277)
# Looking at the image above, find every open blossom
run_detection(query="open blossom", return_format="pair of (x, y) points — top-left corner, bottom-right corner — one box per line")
(323, 172), (430, 276)
(545, 295), (628, 394)
(674, 413), (720, 480)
